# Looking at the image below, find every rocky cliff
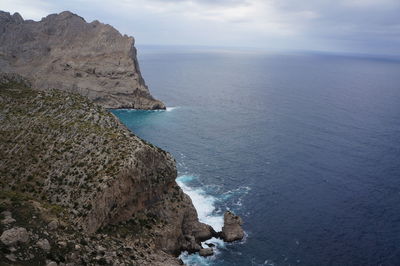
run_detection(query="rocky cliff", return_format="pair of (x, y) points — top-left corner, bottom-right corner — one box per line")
(0, 11), (164, 110)
(0, 74), (216, 265)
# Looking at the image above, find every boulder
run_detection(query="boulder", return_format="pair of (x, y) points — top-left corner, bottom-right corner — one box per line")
(36, 238), (51, 252)
(199, 248), (214, 257)
(0, 227), (29, 245)
(48, 220), (59, 230)
(221, 211), (244, 242)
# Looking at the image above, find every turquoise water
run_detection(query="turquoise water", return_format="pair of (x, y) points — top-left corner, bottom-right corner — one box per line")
(112, 48), (400, 265)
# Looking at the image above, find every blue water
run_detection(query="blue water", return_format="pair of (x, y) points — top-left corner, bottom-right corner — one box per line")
(112, 48), (400, 266)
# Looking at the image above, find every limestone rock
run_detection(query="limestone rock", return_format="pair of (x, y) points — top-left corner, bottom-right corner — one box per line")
(221, 211), (244, 242)
(0, 227), (29, 245)
(0, 76), (218, 264)
(36, 238), (51, 251)
(199, 248), (214, 257)
(0, 10), (165, 110)
(181, 235), (201, 253)
(48, 220), (59, 230)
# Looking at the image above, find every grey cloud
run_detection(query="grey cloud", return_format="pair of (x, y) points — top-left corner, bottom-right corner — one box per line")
(149, 0), (249, 6)
(3, 0), (400, 54)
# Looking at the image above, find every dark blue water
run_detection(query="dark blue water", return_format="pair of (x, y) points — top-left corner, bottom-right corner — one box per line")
(112, 48), (400, 266)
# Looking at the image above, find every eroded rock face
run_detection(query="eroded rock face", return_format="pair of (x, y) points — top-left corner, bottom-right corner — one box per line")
(0, 10), (165, 109)
(221, 211), (244, 242)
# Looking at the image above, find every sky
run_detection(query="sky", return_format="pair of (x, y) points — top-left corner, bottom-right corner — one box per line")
(1, 0), (400, 55)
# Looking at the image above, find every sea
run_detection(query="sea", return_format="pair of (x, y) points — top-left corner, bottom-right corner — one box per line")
(112, 46), (400, 266)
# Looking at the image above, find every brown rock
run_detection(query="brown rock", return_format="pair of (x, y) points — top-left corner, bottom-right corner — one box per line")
(48, 220), (59, 230)
(0, 227), (29, 246)
(199, 248), (214, 257)
(36, 238), (51, 252)
(221, 211), (244, 242)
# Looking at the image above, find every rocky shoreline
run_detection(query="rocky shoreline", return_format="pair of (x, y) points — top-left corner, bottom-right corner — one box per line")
(0, 10), (244, 265)
(0, 73), (244, 265)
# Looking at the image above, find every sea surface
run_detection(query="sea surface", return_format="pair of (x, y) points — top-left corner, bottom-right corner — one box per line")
(112, 47), (400, 266)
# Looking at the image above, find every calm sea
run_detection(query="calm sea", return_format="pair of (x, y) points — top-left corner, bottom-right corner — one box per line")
(112, 47), (400, 266)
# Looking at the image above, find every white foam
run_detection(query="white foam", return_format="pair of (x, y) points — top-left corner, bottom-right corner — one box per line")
(176, 175), (223, 231)
(177, 175), (250, 265)
(166, 106), (179, 112)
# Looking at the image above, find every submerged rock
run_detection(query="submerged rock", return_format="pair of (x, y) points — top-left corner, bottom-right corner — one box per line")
(205, 242), (215, 248)
(199, 248), (214, 257)
(221, 211), (244, 242)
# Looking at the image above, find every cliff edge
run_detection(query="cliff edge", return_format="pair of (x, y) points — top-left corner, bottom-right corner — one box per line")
(0, 74), (215, 265)
(0, 11), (165, 110)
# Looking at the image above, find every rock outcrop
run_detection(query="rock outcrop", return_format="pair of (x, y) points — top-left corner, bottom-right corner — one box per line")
(0, 74), (213, 264)
(199, 248), (214, 257)
(0, 10), (164, 109)
(0, 227), (29, 246)
(221, 211), (245, 242)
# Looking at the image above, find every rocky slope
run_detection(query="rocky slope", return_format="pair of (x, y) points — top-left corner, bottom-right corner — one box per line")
(0, 11), (164, 110)
(0, 74), (218, 265)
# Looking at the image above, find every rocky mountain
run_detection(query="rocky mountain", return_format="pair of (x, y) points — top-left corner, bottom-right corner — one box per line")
(0, 73), (224, 265)
(0, 11), (164, 110)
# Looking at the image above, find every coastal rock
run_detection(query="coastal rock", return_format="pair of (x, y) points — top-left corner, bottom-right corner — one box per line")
(199, 248), (214, 257)
(0, 75), (213, 264)
(221, 211), (244, 242)
(0, 10), (164, 110)
(180, 235), (201, 253)
(0, 227), (29, 246)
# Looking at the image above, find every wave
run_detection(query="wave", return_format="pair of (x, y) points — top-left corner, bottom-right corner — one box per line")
(176, 175), (250, 265)
(176, 175), (223, 231)
(166, 106), (179, 112)
(112, 106), (179, 112)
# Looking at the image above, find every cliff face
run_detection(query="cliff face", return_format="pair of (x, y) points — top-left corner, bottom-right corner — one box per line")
(0, 74), (214, 265)
(0, 11), (165, 110)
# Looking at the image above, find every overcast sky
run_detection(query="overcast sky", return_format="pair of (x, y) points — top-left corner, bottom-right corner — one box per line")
(2, 0), (400, 55)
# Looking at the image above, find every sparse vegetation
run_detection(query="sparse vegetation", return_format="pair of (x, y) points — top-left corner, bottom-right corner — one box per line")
(0, 74), (198, 265)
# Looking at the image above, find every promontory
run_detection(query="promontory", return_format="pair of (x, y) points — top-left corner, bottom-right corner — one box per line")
(0, 10), (164, 109)
(0, 10), (244, 265)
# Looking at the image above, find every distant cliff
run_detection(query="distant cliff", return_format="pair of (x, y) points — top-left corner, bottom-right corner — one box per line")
(0, 11), (165, 110)
(0, 74), (215, 265)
